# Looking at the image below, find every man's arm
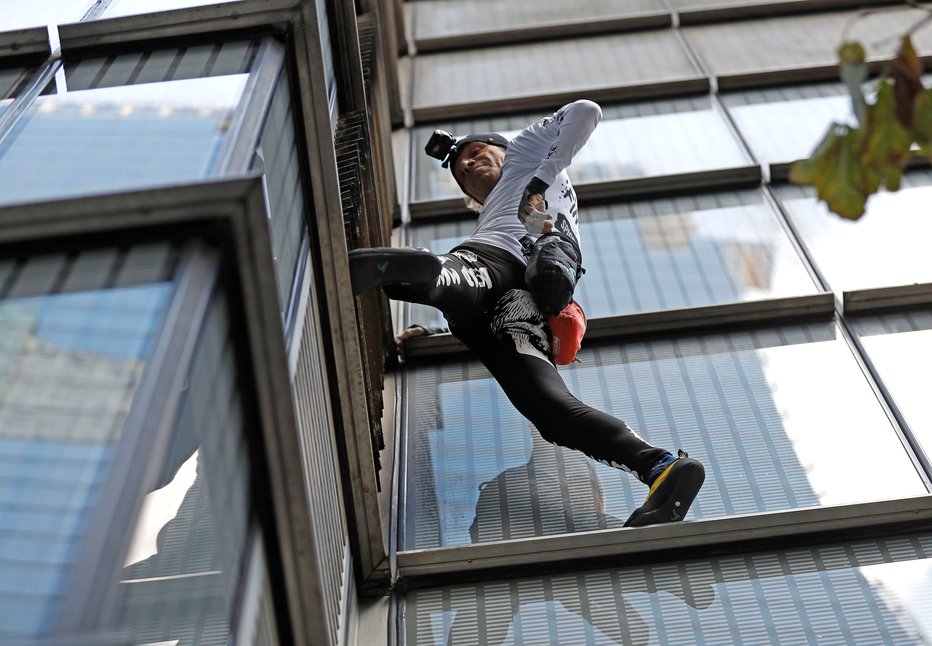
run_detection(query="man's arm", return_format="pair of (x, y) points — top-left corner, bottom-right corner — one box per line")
(518, 100), (602, 226)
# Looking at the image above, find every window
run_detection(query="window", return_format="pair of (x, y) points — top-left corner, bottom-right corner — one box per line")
(402, 320), (924, 550)
(0, 40), (259, 207)
(412, 97), (750, 203)
(775, 172), (932, 293)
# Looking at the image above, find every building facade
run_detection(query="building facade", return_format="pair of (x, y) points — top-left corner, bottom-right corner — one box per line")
(1, 0), (932, 645)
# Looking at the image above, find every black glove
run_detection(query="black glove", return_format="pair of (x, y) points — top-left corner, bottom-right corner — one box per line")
(518, 176), (550, 222)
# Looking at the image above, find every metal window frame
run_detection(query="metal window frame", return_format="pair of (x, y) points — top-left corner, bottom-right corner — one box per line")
(401, 292), (836, 360)
(0, 176), (328, 644)
(396, 494), (932, 586)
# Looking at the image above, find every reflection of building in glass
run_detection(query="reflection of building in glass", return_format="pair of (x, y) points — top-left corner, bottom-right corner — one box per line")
(0, 289), (163, 638)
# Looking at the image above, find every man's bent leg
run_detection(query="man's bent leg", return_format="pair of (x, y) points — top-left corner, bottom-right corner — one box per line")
(349, 247), (441, 295)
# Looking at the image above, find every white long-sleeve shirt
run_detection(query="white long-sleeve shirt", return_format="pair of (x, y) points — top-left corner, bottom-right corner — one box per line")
(462, 100), (603, 264)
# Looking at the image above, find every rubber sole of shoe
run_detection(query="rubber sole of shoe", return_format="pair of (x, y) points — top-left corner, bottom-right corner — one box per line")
(349, 248), (442, 295)
(623, 458), (705, 527)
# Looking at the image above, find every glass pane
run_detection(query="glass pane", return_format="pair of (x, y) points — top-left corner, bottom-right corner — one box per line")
(405, 533), (932, 644)
(852, 309), (932, 462)
(683, 8), (932, 79)
(103, 0), (239, 18)
(0, 247), (175, 640)
(412, 0), (665, 41)
(412, 30), (701, 113)
(1, 2), (90, 31)
(403, 321), (925, 550)
(405, 190), (817, 330)
(723, 84), (852, 167)
(412, 98), (750, 203)
(0, 74), (247, 206)
(116, 289), (251, 644)
(776, 172), (932, 293)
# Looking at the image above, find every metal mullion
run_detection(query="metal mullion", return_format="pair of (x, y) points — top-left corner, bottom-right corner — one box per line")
(57, 242), (222, 633)
(396, 494), (932, 585)
(400, 292), (836, 361)
(214, 37), (286, 176)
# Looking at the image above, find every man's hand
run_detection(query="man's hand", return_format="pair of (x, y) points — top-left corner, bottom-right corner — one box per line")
(518, 177), (549, 223)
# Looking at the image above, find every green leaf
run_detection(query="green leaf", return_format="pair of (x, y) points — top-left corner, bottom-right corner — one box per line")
(790, 123), (872, 219)
(862, 80), (911, 191)
(913, 88), (932, 157)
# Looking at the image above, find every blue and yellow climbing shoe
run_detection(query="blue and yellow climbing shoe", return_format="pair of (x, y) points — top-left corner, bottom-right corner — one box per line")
(624, 450), (704, 527)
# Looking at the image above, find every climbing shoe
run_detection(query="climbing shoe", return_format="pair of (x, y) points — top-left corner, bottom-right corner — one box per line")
(348, 247), (441, 295)
(624, 450), (704, 528)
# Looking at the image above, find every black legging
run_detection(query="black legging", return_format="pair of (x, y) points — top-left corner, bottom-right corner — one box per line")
(386, 243), (666, 482)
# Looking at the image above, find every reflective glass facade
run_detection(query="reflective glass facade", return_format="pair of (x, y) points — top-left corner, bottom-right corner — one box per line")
(404, 321), (924, 549)
(0, 245), (175, 639)
(0, 39), (257, 207)
(407, 533), (932, 644)
(397, 1), (932, 645)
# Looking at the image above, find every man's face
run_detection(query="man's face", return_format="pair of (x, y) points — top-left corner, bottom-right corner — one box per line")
(453, 141), (506, 203)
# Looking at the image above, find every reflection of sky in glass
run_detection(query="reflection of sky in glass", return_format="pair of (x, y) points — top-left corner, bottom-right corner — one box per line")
(728, 95), (851, 166)
(0, 74), (247, 207)
(781, 179), (932, 293)
(407, 534), (932, 645)
(103, 0), (239, 18)
(0, 1), (90, 30)
(405, 323), (924, 549)
(414, 107), (748, 202)
(858, 326), (932, 462)
(405, 193), (816, 330)
(0, 283), (172, 639)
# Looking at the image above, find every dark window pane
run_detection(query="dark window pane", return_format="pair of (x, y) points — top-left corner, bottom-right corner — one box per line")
(404, 322), (924, 549)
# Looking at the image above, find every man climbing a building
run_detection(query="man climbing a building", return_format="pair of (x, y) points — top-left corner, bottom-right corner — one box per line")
(349, 99), (704, 527)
